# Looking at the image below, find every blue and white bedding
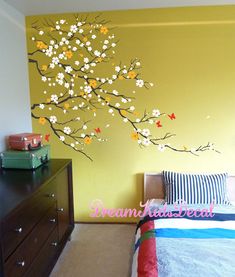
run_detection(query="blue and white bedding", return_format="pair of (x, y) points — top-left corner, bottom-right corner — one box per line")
(131, 203), (235, 277)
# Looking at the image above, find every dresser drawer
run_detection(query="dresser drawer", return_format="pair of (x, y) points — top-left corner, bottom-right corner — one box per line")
(2, 178), (57, 260)
(25, 227), (59, 277)
(4, 204), (57, 277)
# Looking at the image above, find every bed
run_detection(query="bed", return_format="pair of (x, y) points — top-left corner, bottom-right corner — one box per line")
(131, 172), (235, 277)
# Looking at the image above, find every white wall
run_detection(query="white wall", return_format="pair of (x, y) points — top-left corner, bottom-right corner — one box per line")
(0, 0), (31, 151)
(5, 0), (235, 15)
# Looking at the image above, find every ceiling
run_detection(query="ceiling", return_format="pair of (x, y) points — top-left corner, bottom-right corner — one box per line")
(4, 0), (235, 16)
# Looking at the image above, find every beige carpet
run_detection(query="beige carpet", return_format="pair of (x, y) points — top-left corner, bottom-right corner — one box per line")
(50, 224), (136, 277)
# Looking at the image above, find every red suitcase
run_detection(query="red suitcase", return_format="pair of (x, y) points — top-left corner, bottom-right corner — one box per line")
(8, 133), (43, 151)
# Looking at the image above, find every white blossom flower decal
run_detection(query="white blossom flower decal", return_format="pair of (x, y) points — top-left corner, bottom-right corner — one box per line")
(65, 66), (73, 73)
(158, 144), (166, 152)
(51, 94), (58, 103)
(152, 109), (160, 117)
(49, 116), (57, 124)
(136, 79), (144, 87)
(142, 138), (151, 146)
(64, 126), (71, 135)
(142, 129), (150, 137)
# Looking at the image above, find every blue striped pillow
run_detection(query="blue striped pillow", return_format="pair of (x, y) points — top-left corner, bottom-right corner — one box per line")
(163, 171), (230, 205)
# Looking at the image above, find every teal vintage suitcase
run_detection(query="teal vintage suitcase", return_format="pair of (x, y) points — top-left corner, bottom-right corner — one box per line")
(0, 145), (50, 169)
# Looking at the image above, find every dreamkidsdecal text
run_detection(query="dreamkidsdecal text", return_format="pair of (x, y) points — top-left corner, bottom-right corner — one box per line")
(89, 199), (215, 218)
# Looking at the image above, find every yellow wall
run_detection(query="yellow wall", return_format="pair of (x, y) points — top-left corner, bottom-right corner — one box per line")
(26, 6), (235, 222)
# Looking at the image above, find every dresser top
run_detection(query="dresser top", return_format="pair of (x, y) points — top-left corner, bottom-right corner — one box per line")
(0, 159), (72, 220)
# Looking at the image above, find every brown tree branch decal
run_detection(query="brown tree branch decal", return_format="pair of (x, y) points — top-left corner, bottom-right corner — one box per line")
(28, 14), (218, 161)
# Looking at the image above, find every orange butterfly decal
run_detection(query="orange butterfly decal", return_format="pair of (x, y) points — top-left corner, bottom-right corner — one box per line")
(168, 113), (176, 120)
(156, 121), (162, 128)
(45, 134), (50, 142)
(95, 128), (101, 134)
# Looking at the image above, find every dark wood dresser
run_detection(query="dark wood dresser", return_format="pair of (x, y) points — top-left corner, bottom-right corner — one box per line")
(0, 159), (74, 277)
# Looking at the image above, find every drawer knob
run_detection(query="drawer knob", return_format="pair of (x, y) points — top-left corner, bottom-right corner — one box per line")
(15, 227), (23, 233)
(47, 193), (55, 198)
(57, 208), (64, 212)
(51, 242), (58, 247)
(17, 261), (25, 267)
(49, 218), (56, 223)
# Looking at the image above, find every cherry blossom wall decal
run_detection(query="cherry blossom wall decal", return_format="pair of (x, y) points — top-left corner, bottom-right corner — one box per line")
(28, 14), (218, 161)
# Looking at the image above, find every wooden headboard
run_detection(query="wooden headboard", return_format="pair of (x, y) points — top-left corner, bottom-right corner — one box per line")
(144, 172), (235, 203)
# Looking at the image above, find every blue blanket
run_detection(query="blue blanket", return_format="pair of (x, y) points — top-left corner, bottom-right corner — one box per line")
(132, 205), (235, 277)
